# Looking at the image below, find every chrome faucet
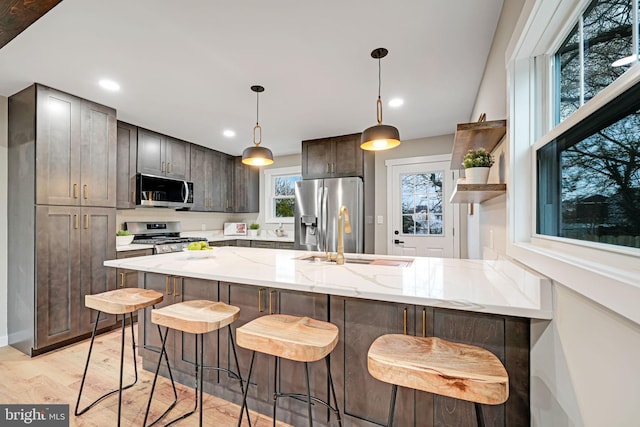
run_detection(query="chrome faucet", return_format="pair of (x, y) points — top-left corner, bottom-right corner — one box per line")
(335, 205), (352, 265)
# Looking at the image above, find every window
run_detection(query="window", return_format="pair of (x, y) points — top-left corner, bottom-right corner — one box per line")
(401, 172), (443, 235)
(264, 167), (301, 223)
(538, 80), (640, 249)
(556, 0), (636, 123)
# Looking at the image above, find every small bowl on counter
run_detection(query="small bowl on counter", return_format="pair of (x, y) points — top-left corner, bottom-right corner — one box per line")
(183, 247), (215, 259)
(116, 234), (135, 246)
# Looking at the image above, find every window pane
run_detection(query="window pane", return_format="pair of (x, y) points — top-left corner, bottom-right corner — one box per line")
(274, 176), (300, 196)
(275, 198), (295, 218)
(538, 81), (640, 249)
(583, 0), (632, 102)
(557, 23), (581, 122)
(399, 171), (444, 236)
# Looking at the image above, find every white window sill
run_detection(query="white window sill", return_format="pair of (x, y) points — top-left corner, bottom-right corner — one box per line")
(507, 241), (640, 325)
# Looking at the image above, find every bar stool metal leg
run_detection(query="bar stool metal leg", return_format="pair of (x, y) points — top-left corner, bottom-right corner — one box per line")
(304, 362), (313, 427)
(143, 325), (178, 427)
(228, 326), (252, 427)
(237, 351), (256, 427)
(386, 384), (398, 427)
(75, 312), (139, 421)
(272, 356), (279, 427)
(475, 402), (485, 427)
(325, 357), (343, 427)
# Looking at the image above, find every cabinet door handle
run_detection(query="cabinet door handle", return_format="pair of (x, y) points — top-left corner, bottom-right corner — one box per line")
(131, 191), (135, 204)
(162, 161), (166, 172)
(74, 214), (79, 229)
(173, 277), (181, 297)
(326, 163), (330, 173)
(403, 308), (407, 335)
(73, 184), (78, 199)
(258, 288), (265, 312)
(84, 214), (89, 229)
(120, 272), (125, 288)
(83, 184), (88, 200)
(269, 290), (276, 314)
(168, 162), (172, 173)
(422, 308), (426, 337)
(332, 163), (336, 173)
(165, 276), (172, 295)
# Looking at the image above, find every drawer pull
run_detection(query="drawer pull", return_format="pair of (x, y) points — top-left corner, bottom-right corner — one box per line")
(173, 277), (180, 297)
(403, 308), (407, 335)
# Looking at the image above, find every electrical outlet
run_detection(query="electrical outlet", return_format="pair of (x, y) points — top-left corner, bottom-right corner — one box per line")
(377, 215), (384, 224)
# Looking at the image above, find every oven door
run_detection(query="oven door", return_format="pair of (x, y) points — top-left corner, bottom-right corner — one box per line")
(136, 174), (193, 208)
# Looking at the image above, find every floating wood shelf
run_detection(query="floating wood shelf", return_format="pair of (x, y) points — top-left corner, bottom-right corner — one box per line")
(449, 183), (506, 204)
(450, 119), (506, 170)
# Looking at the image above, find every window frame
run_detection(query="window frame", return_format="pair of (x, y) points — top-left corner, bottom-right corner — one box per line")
(263, 166), (301, 224)
(507, 0), (640, 325)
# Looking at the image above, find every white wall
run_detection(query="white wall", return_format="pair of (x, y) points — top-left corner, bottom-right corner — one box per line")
(0, 96), (7, 346)
(472, 0), (640, 425)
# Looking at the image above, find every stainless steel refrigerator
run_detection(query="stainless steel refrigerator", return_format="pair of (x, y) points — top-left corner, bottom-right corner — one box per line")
(294, 177), (364, 253)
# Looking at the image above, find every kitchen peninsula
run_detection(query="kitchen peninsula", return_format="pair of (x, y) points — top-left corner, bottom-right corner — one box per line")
(105, 247), (551, 426)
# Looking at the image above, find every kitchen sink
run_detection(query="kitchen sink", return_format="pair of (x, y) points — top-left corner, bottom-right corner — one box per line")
(298, 255), (413, 267)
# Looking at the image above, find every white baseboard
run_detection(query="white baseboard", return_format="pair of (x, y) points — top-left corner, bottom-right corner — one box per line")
(0, 335), (8, 348)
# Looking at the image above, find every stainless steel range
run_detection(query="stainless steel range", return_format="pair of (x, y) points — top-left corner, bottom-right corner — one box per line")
(126, 221), (207, 254)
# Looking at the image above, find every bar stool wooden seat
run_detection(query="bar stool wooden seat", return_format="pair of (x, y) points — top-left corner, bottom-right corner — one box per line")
(144, 300), (251, 427)
(75, 288), (166, 427)
(236, 314), (342, 427)
(368, 334), (509, 427)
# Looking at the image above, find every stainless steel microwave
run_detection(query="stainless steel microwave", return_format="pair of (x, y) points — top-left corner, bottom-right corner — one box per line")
(136, 173), (194, 208)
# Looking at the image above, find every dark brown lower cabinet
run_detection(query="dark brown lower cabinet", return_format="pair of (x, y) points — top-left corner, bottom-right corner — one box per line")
(136, 276), (530, 427)
(35, 206), (116, 351)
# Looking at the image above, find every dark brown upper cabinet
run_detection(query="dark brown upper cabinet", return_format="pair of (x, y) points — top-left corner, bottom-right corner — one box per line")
(33, 85), (116, 207)
(232, 156), (259, 213)
(116, 121), (138, 209)
(137, 128), (190, 180)
(190, 145), (231, 212)
(301, 133), (365, 179)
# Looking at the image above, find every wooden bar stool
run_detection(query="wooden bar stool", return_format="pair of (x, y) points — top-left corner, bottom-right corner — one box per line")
(143, 300), (251, 427)
(235, 314), (342, 427)
(75, 288), (168, 427)
(367, 334), (509, 427)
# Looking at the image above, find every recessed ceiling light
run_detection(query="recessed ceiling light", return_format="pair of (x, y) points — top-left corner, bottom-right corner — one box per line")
(388, 98), (404, 108)
(223, 129), (236, 137)
(99, 79), (120, 91)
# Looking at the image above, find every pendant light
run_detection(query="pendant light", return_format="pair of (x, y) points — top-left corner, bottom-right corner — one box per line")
(242, 85), (274, 166)
(361, 48), (401, 151)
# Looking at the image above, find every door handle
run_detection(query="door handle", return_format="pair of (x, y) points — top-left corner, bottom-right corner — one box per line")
(162, 161), (166, 172)
(269, 290), (276, 314)
(165, 276), (172, 295)
(73, 184), (78, 199)
(83, 184), (88, 200)
(168, 162), (172, 173)
(74, 214), (79, 229)
(173, 277), (180, 297)
(403, 308), (407, 335)
(394, 239), (404, 244)
(120, 272), (126, 288)
(84, 214), (89, 229)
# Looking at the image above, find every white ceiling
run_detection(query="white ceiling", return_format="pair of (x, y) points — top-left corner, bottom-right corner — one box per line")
(0, 0), (504, 157)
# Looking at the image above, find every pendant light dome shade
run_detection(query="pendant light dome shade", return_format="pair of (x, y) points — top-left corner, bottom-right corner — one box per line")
(361, 48), (400, 151)
(242, 85), (274, 166)
(242, 145), (273, 166)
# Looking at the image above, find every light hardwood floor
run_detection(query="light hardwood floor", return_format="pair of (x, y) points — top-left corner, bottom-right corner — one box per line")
(0, 327), (292, 426)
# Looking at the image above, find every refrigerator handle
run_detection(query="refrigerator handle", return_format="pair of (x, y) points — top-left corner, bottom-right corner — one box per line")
(322, 186), (329, 252)
(317, 186), (324, 252)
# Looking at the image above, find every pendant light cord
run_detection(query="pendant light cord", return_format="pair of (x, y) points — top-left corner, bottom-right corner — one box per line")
(256, 91), (260, 126)
(378, 56), (382, 99)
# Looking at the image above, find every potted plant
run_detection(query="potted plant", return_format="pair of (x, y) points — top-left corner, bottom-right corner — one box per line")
(116, 229), (134, 246)
(248, 223), (260, 237)
(462, 148), (494, 184)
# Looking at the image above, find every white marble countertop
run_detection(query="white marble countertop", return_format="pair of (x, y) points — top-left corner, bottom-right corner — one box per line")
(105, 247), (552, 319)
